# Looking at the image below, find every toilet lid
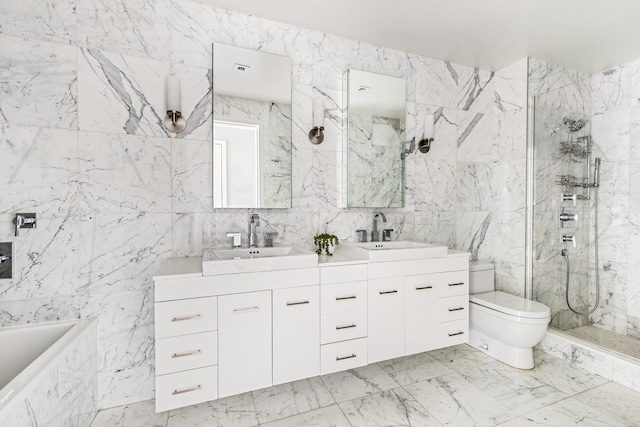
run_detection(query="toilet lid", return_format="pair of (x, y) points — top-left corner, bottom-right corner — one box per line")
(470, 291), (550, 319)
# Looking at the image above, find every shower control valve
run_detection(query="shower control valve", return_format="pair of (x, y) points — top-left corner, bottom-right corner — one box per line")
(562, 234), (576, 248)
(562, 194), (578, 206)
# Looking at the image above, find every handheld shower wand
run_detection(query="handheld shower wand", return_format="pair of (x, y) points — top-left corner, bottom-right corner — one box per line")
(593, 157), (601, 187)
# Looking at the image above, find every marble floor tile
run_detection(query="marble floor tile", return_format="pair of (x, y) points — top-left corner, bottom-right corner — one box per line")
(378, 351), (452, 386)
(252, 376), (335, 424)
(260, 404), (350, 427)
(498, 397), (628, 427)
(427, 343), (496, 371)
(320, 363), (400, 403)
(405, 372), (517, 427)
(90, 399), (168, 427)
(339, 387), (442, 427)
(458, 361), (568, 416)
(524, 353), (609, 396)
(573, 381), (640, 426)
(166, 392), (258, 427)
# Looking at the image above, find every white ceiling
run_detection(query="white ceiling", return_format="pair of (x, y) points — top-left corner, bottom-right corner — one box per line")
(197, 0), (640, 73)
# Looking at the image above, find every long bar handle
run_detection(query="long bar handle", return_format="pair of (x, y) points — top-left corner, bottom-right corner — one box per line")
(336, 295), (357, 301)
(171, 314), (202, 322)
(172, 349), (202, 359)
(379, 290), (398, 295)
(172, 385), (202, 395)
(233, 306), (260, 313)
(336, 354), (357, 361)
(448, 331), (464, 337)
(448, 307), (465, 312)
(448, 282), (465, 287)
(286, 300), (310, 306)
(336, 324), (356, 330)
(415, 285), (433, 290)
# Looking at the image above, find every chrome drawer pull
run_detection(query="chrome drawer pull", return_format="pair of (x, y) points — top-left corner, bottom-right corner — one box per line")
(415, 285), (433, 290)
(172, 384), (202, 395)
(448, 282), (465, 287)
(233, 306), (260, 313)
(286, 300), (310, 306)
(336, 295), (357, 301)
(172, 349), (202, 358)
(448, 307), (465, 312)
(171, 314), (202, 322)
(336, 324), (356, 330)
(379, 290), (398, 295)
(336, 354), (357, 361)
(448, 331), (464, 337)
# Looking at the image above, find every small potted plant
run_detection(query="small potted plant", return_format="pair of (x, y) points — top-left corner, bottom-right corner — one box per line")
(314, 233), (339, 256)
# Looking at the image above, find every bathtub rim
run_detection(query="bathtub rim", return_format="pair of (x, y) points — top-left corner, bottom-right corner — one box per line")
(0, 317), (97, 422)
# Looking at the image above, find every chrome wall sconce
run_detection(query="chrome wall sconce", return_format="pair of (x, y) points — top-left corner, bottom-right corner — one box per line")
(308, 98), (325, 145)
(164, 76), (186, 133)
(418, 113), (434, 153)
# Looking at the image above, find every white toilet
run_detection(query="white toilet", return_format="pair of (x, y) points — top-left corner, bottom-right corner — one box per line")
(468, 261), (550, 369)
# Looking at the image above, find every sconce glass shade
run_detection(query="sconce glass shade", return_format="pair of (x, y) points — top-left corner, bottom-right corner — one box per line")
(309, 98), (324, 144)
(165, 76), (186, 132)
(418, 113), (434, 153)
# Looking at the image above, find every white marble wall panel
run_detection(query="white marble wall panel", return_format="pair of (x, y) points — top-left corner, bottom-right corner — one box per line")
(456, 111), (499, 163)
(0, 296), (82, 328)
(457, 67), (495, 114)
(0, 35), (77, 129)
(592, 66), (632, 115)
(171, 213), (215, 257)
(0, 0), (76, 44)
(173, 64), (212, 142)
(412, 56), (459, 108)
(172, 138), (214, 213)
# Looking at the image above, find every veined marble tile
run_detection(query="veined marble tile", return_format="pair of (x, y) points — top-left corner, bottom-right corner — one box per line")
(171, 213), (215, 257)
(412, 212), (457, 249)
(409, 157), (456, 212)
(457, 67), (495, 114)
(0, 35), (77, 129)
(592, 65), (632, 115)
(456, 159), (526, 212)
(495, 58), (528, 113)
(456, 111), (499, 162)
(405, 372), (517, 427)
(498, 109), (527, 161)
(82, 289), (155, 408)
(92, 399), (167, 427)
(261, 404), (349, 427)
(574, 382), (640, 426)
(78, 49), (168, 137)
(411, 55), (459, 109)
(499, 397), (627, 427)
(320, 364), (399, 403)
(78, 132), (171, 214)
(536, 331), (614, 379)
(427, 344), (495, 372)
(339, 387), (442, 427)
(252, 377), (335, 424)
(0, 125), (79, 213)
(291, 148), (314, 210)
(172, 138), (213, 213)
(77, 0), (170, 61)
(378, 351), (452, 386)
(590, 109), (630, 161)
(77, 213), (171, 294)
(0, 295), (81, 327)
(456, 211), (525, 263)
(173, 65), (212, 142)
(611, 356), (640, 393)
(0, 0), (76, 44)
(596, 210), (629, 266)
(459, 361), (568, 415)
(528, 58), (589, 97)
(167, 392), (258, 427)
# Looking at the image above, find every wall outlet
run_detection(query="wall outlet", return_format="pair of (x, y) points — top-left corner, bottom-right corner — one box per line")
(0, 242), (13, 279)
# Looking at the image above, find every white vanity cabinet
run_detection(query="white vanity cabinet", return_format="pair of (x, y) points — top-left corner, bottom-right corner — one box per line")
(368, 277), (405, 363)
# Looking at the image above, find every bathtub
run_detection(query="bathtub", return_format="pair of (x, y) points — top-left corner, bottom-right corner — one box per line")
(0, 318), (98, 427)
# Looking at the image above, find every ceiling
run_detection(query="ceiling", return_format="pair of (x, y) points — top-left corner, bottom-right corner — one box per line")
(197, 0), (640, 73)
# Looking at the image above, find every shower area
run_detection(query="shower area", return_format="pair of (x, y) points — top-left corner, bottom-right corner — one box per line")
(528, 69), (640, 360)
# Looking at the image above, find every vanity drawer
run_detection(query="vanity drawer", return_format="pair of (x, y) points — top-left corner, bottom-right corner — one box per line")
(437, 319), (469, 348)
(155, 365), (218, 412)
(155, 296), (217, 339)
(321, 309), (367, 344)
(321, 281), (367, 314)
(437, 271), (469, 298)
(320, 264), (367, 285)
(320, 337), (367, 375)
(438, 295), (469, 323)
(155, 331), (218, 376)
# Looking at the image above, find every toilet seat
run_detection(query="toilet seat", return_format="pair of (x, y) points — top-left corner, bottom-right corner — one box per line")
(470, 291), (550, 320)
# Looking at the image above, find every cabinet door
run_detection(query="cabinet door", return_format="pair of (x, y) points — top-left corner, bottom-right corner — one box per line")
(368, 277), (404, 363)
(272, 286), (320, 385)
(218, 291), (272, 398)
(404, 274), (438, 355)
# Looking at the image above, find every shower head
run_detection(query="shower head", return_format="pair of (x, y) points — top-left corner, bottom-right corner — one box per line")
(563, 117), (587, 133)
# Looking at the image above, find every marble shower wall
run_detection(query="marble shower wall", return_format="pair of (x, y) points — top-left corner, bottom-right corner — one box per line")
(0, 0), (523, 409)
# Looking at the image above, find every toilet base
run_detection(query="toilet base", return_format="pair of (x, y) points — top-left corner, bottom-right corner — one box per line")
(468, 327), (534, 369)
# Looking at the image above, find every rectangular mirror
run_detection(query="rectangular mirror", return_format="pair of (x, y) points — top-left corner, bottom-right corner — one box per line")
(212, 43), (292, 208)
(343, 70), (406, 208)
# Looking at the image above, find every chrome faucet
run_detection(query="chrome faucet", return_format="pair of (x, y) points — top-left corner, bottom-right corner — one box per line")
(249, 214), (260, 247)
(371, 212), (386, 242)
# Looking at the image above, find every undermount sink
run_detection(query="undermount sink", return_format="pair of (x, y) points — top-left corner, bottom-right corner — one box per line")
(202, 245), (317, 276)
(341, 240), (448, 261)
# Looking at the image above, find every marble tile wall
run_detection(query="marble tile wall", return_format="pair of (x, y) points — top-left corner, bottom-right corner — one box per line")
(0, 0), (526, 409)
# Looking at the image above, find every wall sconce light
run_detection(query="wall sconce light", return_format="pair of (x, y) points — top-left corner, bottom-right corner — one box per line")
(308, 98), (325, 145)
(164, 76), (186, 133)
(418, 114), (434, 153)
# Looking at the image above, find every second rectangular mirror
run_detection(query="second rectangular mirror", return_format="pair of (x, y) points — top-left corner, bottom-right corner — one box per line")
(344, 70), (406, 208)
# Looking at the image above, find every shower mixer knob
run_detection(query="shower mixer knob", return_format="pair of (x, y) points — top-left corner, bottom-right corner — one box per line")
(562, 234), (576, 248)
